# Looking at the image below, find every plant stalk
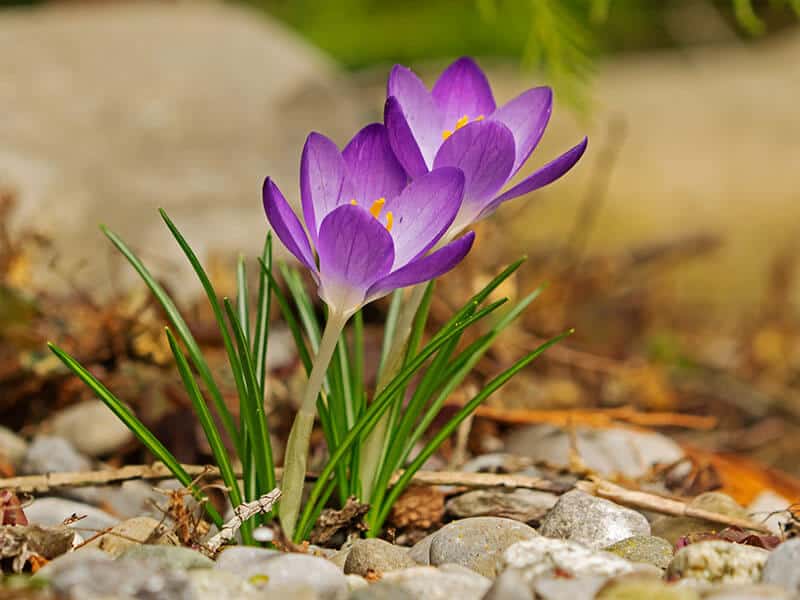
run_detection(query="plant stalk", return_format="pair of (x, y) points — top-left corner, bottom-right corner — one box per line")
(279, 309), (348, 539)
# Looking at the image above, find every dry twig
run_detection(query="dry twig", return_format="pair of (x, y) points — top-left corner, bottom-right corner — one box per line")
(205, 489), (281, 554)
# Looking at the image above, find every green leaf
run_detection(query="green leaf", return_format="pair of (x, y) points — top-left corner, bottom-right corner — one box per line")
(47, 343), (224, 527)
(101, 223), (241, 457)
(252, 235), (273, 391)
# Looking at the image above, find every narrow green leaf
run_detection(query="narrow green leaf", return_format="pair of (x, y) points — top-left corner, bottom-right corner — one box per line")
(48, 343), (224, 527)
(252, 235), (273, 391)
(236, 254), (250, 346)
(378, 290), (404, 377)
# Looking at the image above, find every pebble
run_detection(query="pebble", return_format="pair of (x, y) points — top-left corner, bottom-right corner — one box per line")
(747, 490), (792, 534)
(0, 425), (28, 467)
(120, 544), (214, 569)
(381, 565), (492, 600)
(344, 538), (417, 576)
(214, 545), (281, 579)
(499, 538), (636, 582)
(46, 400), (134, 457)
(539, 490), (651, 549)
(24, 497), (118, 532)
(346, 574), (368, 591)
(482, 568), (533, 600)
(595, 577), (700, 599)
(703, 584), (792, 599)
(426, 517), (539, 577)
(83, 516), (179, 556)
(409, 532), (434, 564)
(445, 489), (558, 523)
(532, 576), (609, 600)
(188, 569), (261, 600)
(651, 492), (748, 545)
(233, 552), (347, 600)
(350, 581), (415, 599)
(666, 540), (768, 584)
(604, 535), (674, 569)
(504, 425), (684, 478)
(21, 435), (92, 475)
(761, 538), (800, 595)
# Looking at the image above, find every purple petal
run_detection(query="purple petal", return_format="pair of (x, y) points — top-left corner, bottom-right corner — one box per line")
(482, 137), (588, 217)
(432, 57), (496, 126)
(300, 132), (352, 243)
(387, 65), (442, 169)
(316, 204), (395, 314)
(491, 87), (553, 176)
(366, 232), (475, 301)
(433, 119), (515, 224)
(342, 123), (407, 203)
(385, 96), (430, 178)
(263, 178), (317, 274)
(383, 167), (465, 268)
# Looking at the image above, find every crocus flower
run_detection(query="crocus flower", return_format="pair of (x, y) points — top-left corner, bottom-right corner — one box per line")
(263, 123), (475, 318)
(385, 57), (588, 232)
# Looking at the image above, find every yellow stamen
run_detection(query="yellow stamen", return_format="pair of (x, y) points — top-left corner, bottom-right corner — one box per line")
(475, 115), (485, 121)
(350, 199), (358, 205)
(369, 197), (386, 218)
(385, 211), (394, 232)
(442, 115), (484, 141)
(442, 129), (453, 141)
(455, 115), (469, 130)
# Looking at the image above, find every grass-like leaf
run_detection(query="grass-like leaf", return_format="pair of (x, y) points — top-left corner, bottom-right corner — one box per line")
(47, 343), (224, 527)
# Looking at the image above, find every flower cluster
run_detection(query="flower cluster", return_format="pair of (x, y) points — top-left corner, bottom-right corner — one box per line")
(264, 57), (587, 317)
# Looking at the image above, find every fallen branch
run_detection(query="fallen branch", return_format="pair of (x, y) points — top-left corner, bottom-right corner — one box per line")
(0, 464), (771, 533)
(205, 489), (281, 554)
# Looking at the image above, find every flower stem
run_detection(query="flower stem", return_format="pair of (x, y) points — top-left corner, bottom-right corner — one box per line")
(358, 284), (427, 501)
(279, 309), (348, 539)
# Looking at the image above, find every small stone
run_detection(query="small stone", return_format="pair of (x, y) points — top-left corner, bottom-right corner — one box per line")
(703, 584), (791, 599)
(595, 577), (700, 599)
(21, 435), (91, 475)
(346, 574), (368, 591)
(427, 517), (539, 578)
(747, 490), (792, 534)
(83, 516), (179, 557)
(240, 553), (347, 600)
(121, 544), (214, 569)
(188, 569), (260, 600)
(651, 493), (748, 545)
(604, 535), (674, 569)
(382, 565), (492, 600)
(214, 545), (281, 578)
(539, 490), (651, 549)
(666, 540), (768, 584)
(24, 497), (118, 532)
(0, 425), (28, 468)
(350, 581), (415, 600)
(499, 538), (636, 582)
(482, 569), (534, 600)
(344, 538), (417, 576)
(533, 576), (609, 600)
(46, 400), (133, 457)
(762, 538), (800, 594)
(409, 533), (434, 565)
(445, 489), (558, 523)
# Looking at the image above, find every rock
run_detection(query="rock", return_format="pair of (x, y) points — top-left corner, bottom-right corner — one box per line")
(238, 553), (347, 600)
(651, 493), (749, 545)
(214, 545), (281, 579)
(120, 544), (214, 569)
(666, 540), (768, 584)
(45, 400), (133, 457)
(350, 581), (415, 600)
(0, 1), (363, 297)
(604, 535), (674, 569)
(532, 576), (609, 600)
(426, 517), (539, 578)
(499, 538), (636, 582)
(505, 425), (684, 479)
(0, 425), (28, 468)
(24, 497), (118, 532)
(83, 516), (179, 557)
(346, 574), (368, 591)
(539, 490), (651, 549)
(344, 538), (417, 576)
(382, 566), (492, 600)
(20, 435), (91, 475)
(96, 479), (168, 521)
(445, 489), (558, 523)
(702, 584), (791, 599)
(761, 538), (800, 594)
(409, 532), (434, 565)
(37, 551), (191, 599)
(460, 454), (535, 474)
(747, 490), (792, 535)
(482, 569), (534, 600)
(34, 547), (111, 580)
(0, 524), (74, 571)
(595, 577), (700, 599)
(188, 569), (260, 600)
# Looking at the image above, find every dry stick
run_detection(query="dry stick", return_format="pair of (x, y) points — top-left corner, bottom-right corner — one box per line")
(205, 488), (281, 554)
(0, 464), (772, 533)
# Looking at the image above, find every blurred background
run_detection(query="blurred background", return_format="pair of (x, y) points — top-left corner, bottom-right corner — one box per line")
(2, 0), (800, 485)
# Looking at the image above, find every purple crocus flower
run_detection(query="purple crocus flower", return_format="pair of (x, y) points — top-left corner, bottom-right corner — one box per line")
(384, 57), (588, 232)
(263, 123), (475, 318)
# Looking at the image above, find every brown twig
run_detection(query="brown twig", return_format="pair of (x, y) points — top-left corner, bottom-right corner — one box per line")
(0, 463), (772, 533)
